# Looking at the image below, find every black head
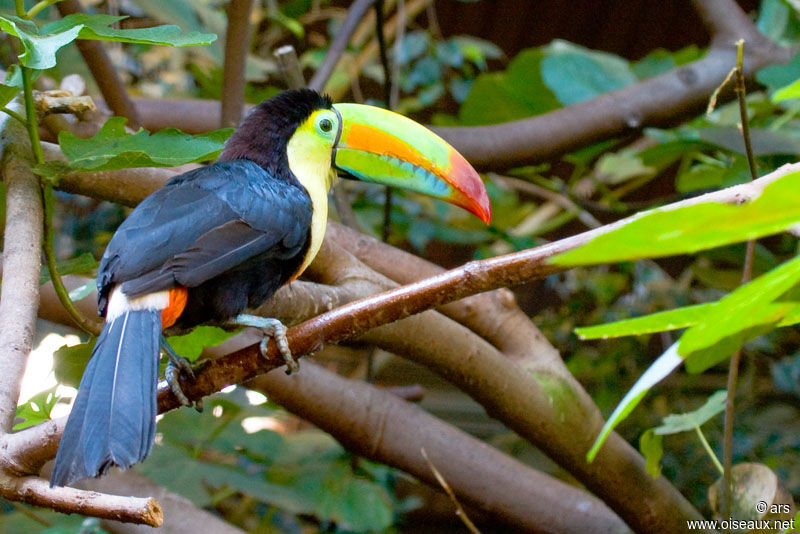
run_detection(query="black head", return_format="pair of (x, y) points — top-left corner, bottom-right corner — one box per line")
(219, 89), (333, 176)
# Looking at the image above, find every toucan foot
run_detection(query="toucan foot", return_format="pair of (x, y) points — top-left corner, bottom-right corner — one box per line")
(233, 314), (298, 374)
(161, 336), (202, 410)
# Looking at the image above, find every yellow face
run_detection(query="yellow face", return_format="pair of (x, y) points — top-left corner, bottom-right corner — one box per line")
(285, 108), (341, 278)
(286, 109), (341, 193)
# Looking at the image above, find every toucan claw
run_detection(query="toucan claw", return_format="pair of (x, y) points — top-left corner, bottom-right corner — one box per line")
(233, 314), (298, 374)
(161, 336), (202, 411)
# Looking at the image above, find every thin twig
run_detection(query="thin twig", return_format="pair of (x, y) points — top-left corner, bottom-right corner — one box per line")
(421, 448), (482, 534)
(308, 0), (376, 91)
(722, 39), (757, 525)
(694, 426), (724, 475)
(221, 0), (255, 127)
(56, 0), (141, 127)
(375, 0), (393, 241)
(274, 45), (306, 89)
(21, 63), (101, 334)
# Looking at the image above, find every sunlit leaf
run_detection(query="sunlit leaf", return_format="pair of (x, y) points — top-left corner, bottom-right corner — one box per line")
(552, 170), (800, 266)
(166, 326), (238, 362)
(772, 77), (800, 102)
(575, 303), (713, 340)
(14, 387), (59, 430)
(587, 343), (683, 461)
(53, 340), (95, 388)
(654, 390), (727, 435)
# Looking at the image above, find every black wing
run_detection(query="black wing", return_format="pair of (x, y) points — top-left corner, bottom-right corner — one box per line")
(97, 159), (312, 313)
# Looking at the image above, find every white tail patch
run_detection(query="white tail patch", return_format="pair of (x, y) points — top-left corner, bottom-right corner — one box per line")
(106, 286), (169, 321)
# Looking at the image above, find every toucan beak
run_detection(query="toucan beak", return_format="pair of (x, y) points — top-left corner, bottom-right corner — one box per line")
(331, 103), (491, 224)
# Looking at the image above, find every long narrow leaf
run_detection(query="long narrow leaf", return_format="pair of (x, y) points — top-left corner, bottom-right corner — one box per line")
(553, 170), (800, 266)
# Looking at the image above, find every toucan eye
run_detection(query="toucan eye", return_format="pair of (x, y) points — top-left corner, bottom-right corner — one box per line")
(319, 118), (333, 133)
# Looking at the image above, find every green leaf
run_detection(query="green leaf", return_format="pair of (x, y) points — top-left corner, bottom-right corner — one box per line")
(757, 50), (800, 93)
(575, 303), (714, 340)
(639, 429), (663, 478)
(540, 40), (637, 106)
(0, 13), (215, 70)
(459, 48), (560, 126)
(552, 170), (800, 266)
(39, 252), (98, 285)
(53, 340), (94, 388)
(45, 14), (217, 47)
(0, 14), (82, 69)
(0, 81), (20, 109)
(772, 77), (800, 102)
(166, 326), (238, 362)
(68, 280), (96, 302)
(14, 387), (59, 430)
(587, 343), (683, 461)
(593, 150), (655, 185)
(679, 255), (800, 370)
(654, 390), (727, 435)
(632, 46), (700, 80)
(698, 127), (800, 156)
(48, 117), (232, 172)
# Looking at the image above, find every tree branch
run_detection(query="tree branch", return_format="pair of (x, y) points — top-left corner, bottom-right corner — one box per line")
(78, 471), (245, 534)
(0, 112), (43, 432)
(0, 474), (162, 527)
(248, 360), (630, 534)
(56, 1), (141, 127)
(432, 0), (789, 168)
(221, 0), (255, 127)
(308, 0), (377, 92)
(126, 0), (788, 171)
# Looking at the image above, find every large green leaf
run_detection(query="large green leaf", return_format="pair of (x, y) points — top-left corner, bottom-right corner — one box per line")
(0, 13), (216, 70)
(540, 40), (638, 106)
(679, 254), (800, 370)
(459, 48), (560, 125)
(40, 117), (232, 173)
(552, 169), (800, 266)
(53, 340), (95, 388)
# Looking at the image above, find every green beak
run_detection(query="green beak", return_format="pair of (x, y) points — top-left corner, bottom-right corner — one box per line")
(331, 103), (491, 224)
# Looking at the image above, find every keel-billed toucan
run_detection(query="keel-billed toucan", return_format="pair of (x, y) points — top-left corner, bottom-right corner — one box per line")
(50, 89), (491, 487)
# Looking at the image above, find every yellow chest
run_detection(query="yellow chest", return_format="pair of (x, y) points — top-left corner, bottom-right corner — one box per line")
(286, 136), (335, 278)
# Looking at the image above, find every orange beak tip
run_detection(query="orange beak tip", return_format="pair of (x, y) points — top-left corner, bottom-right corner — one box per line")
(449, 151), (492, 225)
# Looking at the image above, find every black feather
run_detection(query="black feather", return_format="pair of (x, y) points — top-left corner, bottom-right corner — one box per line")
(50, 310), (160, 487)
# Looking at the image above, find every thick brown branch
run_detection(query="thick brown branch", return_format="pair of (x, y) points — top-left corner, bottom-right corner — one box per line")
(56, 1), (140, 127)
(249, 361), (629, 534)
(0, 119), (43, 432)
(221, 0), (255, 127)
(432, 1), (788, 168)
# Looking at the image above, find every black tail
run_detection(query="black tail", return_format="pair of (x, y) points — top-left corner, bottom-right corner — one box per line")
(51, 310), (160, 487)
